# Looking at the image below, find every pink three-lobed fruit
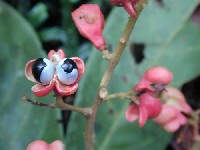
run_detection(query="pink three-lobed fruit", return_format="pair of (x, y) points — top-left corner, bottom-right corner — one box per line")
(110, 0), (139, 17)
(153, 87), (192, 132)
(153, 105), (187, 132)
(27, 140), (64, 150)
(72, 4), (106, 51)
(135, 66), (173, 95)
(25, 49), (85, 97)
(126, 92), (162, 127)
(162, 87), (192, 114)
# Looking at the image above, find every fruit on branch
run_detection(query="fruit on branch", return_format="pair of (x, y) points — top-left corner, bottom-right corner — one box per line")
(153, 87), (192, 132)
(25, 49), (85, 97)
(135, 66), (173, 94)
(125, 93), (162, 127)
(72, 4), (106, 51)
(162, 87), (192, 114)
(110, 0), (139, 17)
(27, 140), (65, 150)
(153, 105), (187, 132)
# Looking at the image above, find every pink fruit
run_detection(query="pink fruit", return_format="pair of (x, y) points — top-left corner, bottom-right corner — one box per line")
(135, 66), (173, 93)
(72, 4), (106, 50)
(126, 93), (162, 127)
(25, 50), (85, 97)
(27, 140), (64, 150)
(110, 0), (139, 17)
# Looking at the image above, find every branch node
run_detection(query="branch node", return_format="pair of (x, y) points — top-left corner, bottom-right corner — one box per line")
(120, 38), (126, 44)
(99, 86), (108, 99)
(84, 108), (93, 117)
(102, 49), (113, 61)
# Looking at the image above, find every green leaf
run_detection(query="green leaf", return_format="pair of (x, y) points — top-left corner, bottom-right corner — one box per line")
(0, 2), (62, 150)
(66, 0), (200, 149)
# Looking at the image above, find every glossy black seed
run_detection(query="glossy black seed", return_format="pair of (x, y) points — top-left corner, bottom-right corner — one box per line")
(32, 58), (46, 83)
(61, 59), (77, 73)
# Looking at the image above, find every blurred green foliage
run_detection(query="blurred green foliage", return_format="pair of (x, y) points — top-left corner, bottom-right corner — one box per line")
(27, 2), (48, 27)
(0, 0), (200, 150)
(0, 1), (62, 149)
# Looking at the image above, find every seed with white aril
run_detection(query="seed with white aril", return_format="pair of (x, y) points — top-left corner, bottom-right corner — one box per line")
(56, 58), (78, 85)
(32, 58), (54, 84)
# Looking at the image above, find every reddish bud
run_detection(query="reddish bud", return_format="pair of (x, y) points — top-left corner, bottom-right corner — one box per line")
(126, 93), (162, 127)
(153, 87), (191, 132)
(162, 87), (192, 114)
(27, 140), (65, 150)
(135, 66), (173, 93)
(144, 66), (173, 85)
(139, 93), (162, 118)
(125, 104), (139, 123)
(153, 105), (187, 132)
(72, 4), (106, 50)
(163, 113), (187, 132)
(110, 0), (139, 17)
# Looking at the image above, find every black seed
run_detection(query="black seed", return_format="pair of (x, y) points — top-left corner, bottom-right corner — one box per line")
(32, 58), (46, 83)
(61, 59), (77, 73)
